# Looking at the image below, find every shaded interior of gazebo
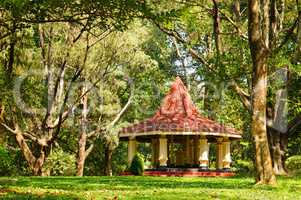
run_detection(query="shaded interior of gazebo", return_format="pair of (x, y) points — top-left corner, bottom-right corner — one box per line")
(119, 77), (241, 172)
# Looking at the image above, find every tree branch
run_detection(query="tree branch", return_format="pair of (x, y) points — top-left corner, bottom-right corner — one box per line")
(230, 81), (251, 111)
(108, 87), (133, 128)
(1, 123), (17, 134)
(85, 144), (94, 159)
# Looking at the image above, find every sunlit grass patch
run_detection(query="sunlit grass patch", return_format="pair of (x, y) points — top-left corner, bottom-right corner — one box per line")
(0, 176), (300, 200)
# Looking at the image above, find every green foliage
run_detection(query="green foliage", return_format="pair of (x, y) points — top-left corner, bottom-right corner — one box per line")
(0, 145), (14, 176)
(0, 145), (31, 176)
(232, 160), (255, 176)
(111, 142), (128, 175)
(286, 155), (301, 175)
(129, 153), (144, 175)
(1, 0), (301, 181)
(43, 148), (76, 176)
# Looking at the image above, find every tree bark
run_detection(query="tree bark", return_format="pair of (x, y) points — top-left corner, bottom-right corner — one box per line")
(77, 132), (87, 176)
(233, 0), (241, 22)
(104, 144), (113, 176)
(5, 23), (16, 78)
(248, 0), (276, 184)
(77, 84), (88, 176)
(0, 106), (5, 144)
(14, 126), (46, 175)
(32, 147), (46, 176)
(212, 0), (222, 61)
(268, 127), (287, 175)
(294, 6), (301, 63)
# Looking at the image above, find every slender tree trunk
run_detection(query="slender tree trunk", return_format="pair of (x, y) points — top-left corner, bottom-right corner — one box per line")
(233, 0), (241, 21)
(77, 133), (87, 176)
(212, 0), (222, 61)
(294, 7), (301, 63)
(6, 24), (16, 78)
(77, 84), (88, 176)
(104, 144), (113, 176)
(0, 108), (5, 144)
(248, 0), (276, 184)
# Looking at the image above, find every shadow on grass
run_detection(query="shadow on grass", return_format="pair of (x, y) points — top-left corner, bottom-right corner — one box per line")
(0, 189), (78, 200)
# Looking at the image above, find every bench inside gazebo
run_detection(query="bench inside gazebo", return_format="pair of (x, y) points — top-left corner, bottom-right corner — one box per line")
(119, 77), (241, 177)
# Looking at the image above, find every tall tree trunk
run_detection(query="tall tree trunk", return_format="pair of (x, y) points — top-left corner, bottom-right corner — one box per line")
(77, 133), (87, 176)
(233, 0), (241, 22)
(104, 144), (113, 176)
(77, 84), (88, 176)
(0, 107), (5, 144)
(5, 23), (16, 78)
(248, 0), (276, 184)
(294, 5), (301, 63)
(251, 56), (275, 184)
(212, 0), (222, 61)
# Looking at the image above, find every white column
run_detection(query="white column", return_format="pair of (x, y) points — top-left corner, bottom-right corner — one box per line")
(222, 139), (231, 169)
(216, 138), (223, 170)
(198, 137), (209, 169)
(158, 135), (168, 167)
(128, 137), (137, 165)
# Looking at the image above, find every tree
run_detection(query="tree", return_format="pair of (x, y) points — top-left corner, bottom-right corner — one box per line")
(0, 0), (160, 176)
(74, 24), (163, 176)
(1, 23), (89, 175)
(148, 0), (301, 182)
(248, 0), (276, 185)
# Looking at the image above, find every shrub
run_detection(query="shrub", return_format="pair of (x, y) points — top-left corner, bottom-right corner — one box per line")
(286, 155), (301, 175)
(43, 148), (76, 176)
(0, 145), (14, 176)
(232, 160), (255, 176)
(129, 153), (144, 175)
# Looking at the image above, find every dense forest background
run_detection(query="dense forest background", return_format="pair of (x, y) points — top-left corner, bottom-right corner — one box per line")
(0, 0), (301, 184)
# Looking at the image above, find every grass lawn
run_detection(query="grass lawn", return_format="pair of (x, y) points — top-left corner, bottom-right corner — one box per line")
(0, 175), (301, 200)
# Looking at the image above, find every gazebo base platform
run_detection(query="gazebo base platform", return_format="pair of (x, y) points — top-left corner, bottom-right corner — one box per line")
(121, 168), (236, 177)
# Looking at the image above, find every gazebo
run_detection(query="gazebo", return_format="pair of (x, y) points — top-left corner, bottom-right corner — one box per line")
(119, 77), (241, 176)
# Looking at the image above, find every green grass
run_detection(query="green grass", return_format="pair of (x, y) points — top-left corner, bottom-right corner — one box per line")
(0, 176), (301, 200)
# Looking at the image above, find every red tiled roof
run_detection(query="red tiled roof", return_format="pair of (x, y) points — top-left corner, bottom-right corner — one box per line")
(121, 77), (240, 136)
